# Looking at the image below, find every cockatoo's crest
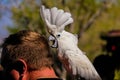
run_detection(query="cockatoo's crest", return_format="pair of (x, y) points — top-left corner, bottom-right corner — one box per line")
(40, 5), (73, 35)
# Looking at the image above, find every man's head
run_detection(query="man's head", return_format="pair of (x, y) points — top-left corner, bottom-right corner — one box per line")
(1, 30), (53, 79)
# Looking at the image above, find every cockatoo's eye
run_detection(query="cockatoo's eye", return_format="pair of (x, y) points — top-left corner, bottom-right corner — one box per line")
(57, 34), (61, 38)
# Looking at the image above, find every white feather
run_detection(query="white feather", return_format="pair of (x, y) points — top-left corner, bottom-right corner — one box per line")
(45, 9), (51, 24)
(56, 12), (71, 26)
(40, 6), (46, 22)
(55, 10), (64, 26)
(50, 7), (58, 24)
(59, 17), (73, 32)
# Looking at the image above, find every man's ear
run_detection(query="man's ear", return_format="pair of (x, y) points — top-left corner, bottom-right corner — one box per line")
(13, 59), (27, 76)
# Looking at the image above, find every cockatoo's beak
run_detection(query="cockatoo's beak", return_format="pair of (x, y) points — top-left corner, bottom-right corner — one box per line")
(49, 35), (58, 48)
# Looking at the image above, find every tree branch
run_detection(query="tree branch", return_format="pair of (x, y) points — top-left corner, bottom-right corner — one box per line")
(78, 3), (108, 39)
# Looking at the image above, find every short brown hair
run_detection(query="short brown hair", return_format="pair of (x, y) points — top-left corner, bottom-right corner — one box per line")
(1, 30), (53, 71)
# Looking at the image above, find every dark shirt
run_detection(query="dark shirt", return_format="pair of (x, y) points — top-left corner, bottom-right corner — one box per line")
(37, 78), (62, 80)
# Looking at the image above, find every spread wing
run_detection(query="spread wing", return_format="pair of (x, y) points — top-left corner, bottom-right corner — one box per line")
(58, 48), (101, 80)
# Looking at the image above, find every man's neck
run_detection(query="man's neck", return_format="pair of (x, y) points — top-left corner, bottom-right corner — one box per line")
(29, 67), (58, 80)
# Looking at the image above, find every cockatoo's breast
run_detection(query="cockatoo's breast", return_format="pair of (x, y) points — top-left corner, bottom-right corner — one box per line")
(56, 31), (78, 53)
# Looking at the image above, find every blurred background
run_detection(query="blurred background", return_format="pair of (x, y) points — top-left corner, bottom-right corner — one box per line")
(0, 0), (120, 80)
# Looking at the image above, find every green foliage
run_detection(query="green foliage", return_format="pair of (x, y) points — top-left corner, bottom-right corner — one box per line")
(6, 0), (120, 79)
(114, 70), (120, 79)
(10, 0), (46, 35)
(6, 26), (21, 34)
(79, 4), (120, 60)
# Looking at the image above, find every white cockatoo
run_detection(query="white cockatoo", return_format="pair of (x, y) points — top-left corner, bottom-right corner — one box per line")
(40, 5), (101, 80)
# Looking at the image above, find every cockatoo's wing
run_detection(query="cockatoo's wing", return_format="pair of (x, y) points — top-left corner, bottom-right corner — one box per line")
(40, 5), (73, 33)
(58, 49), (101, 80)
(57, 31), (101, 80)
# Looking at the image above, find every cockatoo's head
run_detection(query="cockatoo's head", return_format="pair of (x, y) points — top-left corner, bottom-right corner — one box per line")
(45, 22), (61, 48)
(40, 5), (73, 47)
(45, 23), (62, 37)
(48, 26), (62, 48)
